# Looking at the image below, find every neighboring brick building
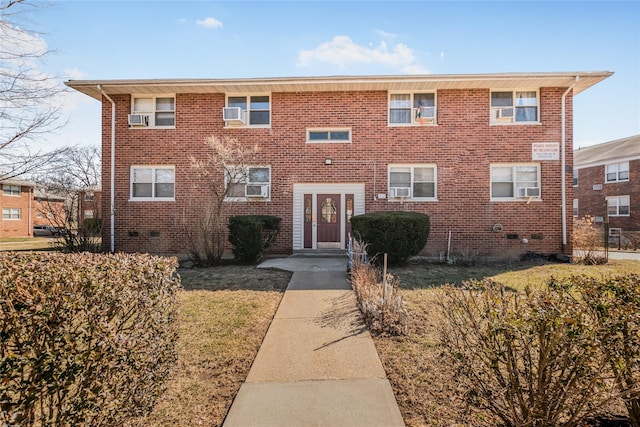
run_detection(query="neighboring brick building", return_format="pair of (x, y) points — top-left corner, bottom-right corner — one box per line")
(78, 185), (102, 226)
(574, 134), (640, 236)
(66, 72), (611, 260)
(0, 179), (66, 238)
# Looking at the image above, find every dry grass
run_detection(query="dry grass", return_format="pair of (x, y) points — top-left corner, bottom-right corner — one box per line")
(376, 259), (640, 426)
(132, 266), (291, 427)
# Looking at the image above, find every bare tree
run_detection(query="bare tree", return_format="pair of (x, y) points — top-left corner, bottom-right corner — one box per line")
(0, 0), (68, 180)
(185, 135), (260, 266)
(35, 145), (102, 252)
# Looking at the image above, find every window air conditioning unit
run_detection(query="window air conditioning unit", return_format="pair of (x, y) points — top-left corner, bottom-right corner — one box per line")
(517, 187), (540, 198)
(497, 107), (514, 119)
(223, 107), (247, 124)
(246, 184), (269, 198)
(390, 187), (411, 198)
(128, 114), (148, 126)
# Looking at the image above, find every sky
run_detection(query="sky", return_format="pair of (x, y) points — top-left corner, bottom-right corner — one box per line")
(15, 0), (640, 151)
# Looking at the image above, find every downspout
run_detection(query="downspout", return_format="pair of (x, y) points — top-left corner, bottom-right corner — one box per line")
(561, 76), (579, 252)
(98, 84), (116, 253)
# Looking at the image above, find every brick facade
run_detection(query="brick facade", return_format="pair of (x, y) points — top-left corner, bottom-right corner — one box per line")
(88, 86), (587, 260)
(0, 182), (34, 238)
(574, 138), (640, 232)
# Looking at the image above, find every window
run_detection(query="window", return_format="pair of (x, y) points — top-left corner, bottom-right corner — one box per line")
(490, 90), (538, 123)
(605, 162), (629, 183)
(226, 95), (270, 126)
(84, 193), (95, 201)
(389, 92), (436, 125)
(130, 166), (175, 200)
(307, 128), (351, 143)
(2, 185), (20, 196)
(573, 169), (578, 187)
(491, 164), (541, 200)
(131, 95), (175, 127)
(84, 210), (94, 219)
(2, 208), (21, 220)
(606, 195), (630, 216)
(573, 199), (578, 217)
(388, 165), (437, 200)
(225, 166), (271, 200)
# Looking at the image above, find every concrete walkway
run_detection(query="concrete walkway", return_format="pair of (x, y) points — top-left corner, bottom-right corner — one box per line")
(223, 256), (404, 427)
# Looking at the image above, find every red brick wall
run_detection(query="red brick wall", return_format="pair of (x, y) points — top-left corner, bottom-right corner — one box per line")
(101, 87), (575, 259)
(575, 159), (639, 230)
(1, 186), (32, 238)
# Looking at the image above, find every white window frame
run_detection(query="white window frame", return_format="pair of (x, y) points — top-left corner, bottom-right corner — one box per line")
(388, 92), (437, 126)
(573, 199), (578, 217)
(224, 165), (271, 201)
(573, 169), (578, 187)
(129, 165), (175, 201)
(2, 185), (20, 196)
(2, 207), (21, 220)
(605, 162), (629, 183)
(490, 163), (541, 201)
(387, 164), (437, 201)
(130, 95), (175, 128)
(84, 192), (95, 201)
(306, 128), (352, 143)
(606, 195), (630, 217)
(225, 94), (271, 127)
(490, 89), (539, 124)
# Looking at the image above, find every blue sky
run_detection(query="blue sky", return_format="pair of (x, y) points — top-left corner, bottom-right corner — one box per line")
(25, 0), (640, 150)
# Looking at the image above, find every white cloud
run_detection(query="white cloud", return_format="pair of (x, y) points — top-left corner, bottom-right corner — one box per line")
(297, 35), (428, 74)
(177, 18), (188, 24)
(64, 67), (87, 80)
(376, 29), (397, 38)
(440, 51), (445, 60)
(196, 17), (223, 29)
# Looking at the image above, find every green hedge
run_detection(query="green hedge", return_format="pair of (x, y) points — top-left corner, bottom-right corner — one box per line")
(351, 211), (430, 265)
(228, 215), (281, 263)
(0, 252), (181, 426)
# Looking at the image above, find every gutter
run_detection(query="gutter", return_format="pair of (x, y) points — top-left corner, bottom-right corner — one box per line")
(97, 85), (116, 253)
(561, 76), (579, 251)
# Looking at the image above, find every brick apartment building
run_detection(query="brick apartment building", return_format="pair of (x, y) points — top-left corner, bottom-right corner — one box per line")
(78, 185), (102, 226)
(66, 72), (612, 260)
(574, 134), (640, 237)
(1, 179), (66, 238)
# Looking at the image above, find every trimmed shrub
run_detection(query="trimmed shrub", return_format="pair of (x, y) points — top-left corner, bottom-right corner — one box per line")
(0, 252), (181, 426)
(350, 211), (430, 265)
(228, 215), (281, 263)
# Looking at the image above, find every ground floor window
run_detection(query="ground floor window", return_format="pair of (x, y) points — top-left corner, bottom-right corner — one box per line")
(130, 166), (175, 200)
(606, 195), (630, 216)
(2, 208), (21, 220)
(490, 164), (541, 200)
(388, 164), (437, 200)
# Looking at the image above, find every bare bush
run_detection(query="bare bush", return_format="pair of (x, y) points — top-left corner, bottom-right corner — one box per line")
(349, 256), (408, 336)
(574, 215), (607, 264)
(436, 280), (614, 427)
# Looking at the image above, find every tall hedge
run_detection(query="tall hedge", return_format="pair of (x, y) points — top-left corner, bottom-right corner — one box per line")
(351, 211), (430, 265)
(228, 215), (281, 263)
(0, 252), (181, 426)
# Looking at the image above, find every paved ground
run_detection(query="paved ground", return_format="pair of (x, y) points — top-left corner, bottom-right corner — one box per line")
(223, 255), (404, 427)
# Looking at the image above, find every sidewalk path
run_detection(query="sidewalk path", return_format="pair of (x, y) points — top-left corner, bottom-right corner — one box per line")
(223, 256), (404, 427)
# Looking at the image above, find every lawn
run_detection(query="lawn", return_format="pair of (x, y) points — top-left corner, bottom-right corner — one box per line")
(378, 259), (640, 426)
(132, 266), (292, 427)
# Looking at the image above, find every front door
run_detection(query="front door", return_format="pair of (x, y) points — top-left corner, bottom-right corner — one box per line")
(317, 194), (341, 249)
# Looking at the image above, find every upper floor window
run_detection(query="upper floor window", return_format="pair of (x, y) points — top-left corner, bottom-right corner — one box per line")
(491, 164), (541, 200)
(130, 166), (175, 200)
(130, 95), (175, 127)
(307, 128), (351, 143)
(389, 92), (436, 125)
(573, 169), (578, 187)
(225, 165), (271, 200)
(388, 164), (437, 200)
(607, 195), (630, 216)
(84, 192), (94, 202)
(490, 90), (538, 124)
(605, 162), (629, 183)
(2, 208), (21, 220)
(2, 185), (20, 196)
(225, 95), (270, 126)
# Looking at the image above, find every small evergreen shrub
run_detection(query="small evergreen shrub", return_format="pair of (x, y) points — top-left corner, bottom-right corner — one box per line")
(228, 215), (281, 263)
(0, 252), (181, 426)
(350, 211), (430, 265)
